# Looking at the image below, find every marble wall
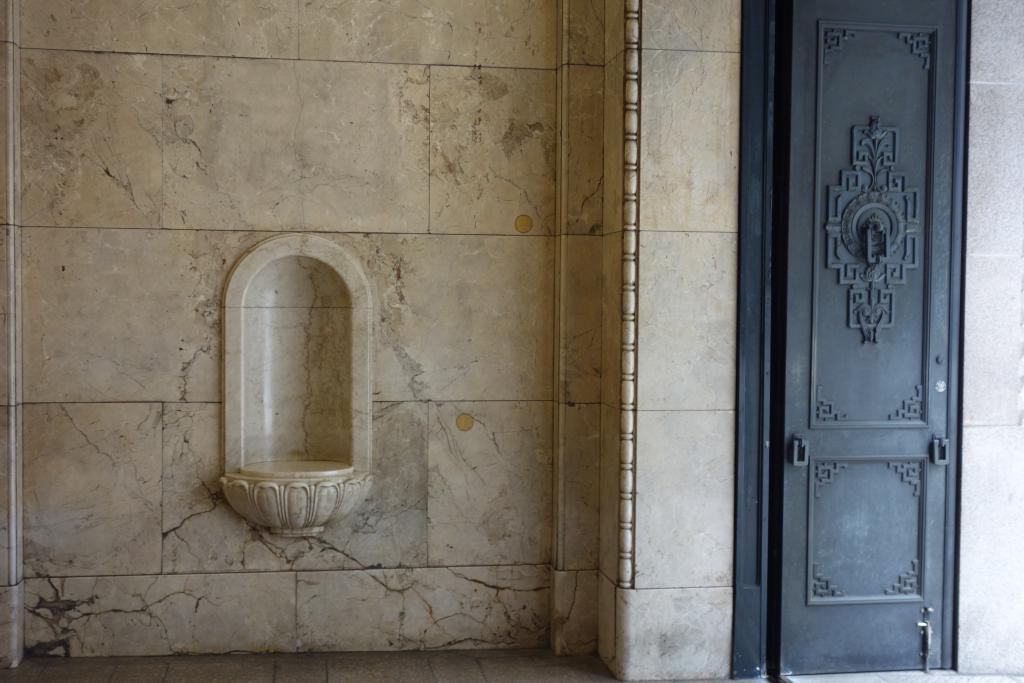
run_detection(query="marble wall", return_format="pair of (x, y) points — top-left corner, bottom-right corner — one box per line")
(550, 0), (605, 657)
(599, 0), (740, 679)
(958, 0), (1024, 673)
(16, 0), (574, 657)
(0, 0), (21, 668)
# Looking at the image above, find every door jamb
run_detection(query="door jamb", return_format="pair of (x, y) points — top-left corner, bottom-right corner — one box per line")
(732, 0), (970, 677)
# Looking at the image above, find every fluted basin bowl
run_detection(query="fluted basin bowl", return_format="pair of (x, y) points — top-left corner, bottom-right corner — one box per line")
(220, 460), (372, 536)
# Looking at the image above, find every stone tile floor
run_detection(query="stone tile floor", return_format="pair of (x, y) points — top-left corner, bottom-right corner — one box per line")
(0, 650), (725, 683)
(3, 652), (1021, 683)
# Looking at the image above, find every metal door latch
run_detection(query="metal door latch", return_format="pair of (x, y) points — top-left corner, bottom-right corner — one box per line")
(917, 606), (934, 672)
(930, 436), (950, 465)
(790, 435), (809, 467)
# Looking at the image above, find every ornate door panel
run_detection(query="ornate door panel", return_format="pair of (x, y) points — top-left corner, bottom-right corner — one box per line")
(779, 0), (960, 674)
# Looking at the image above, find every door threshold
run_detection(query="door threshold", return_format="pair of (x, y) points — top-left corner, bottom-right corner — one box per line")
(783, 671), (1013, 683)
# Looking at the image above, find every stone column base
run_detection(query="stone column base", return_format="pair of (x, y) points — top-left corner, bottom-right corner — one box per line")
(600, 579), (733, 681)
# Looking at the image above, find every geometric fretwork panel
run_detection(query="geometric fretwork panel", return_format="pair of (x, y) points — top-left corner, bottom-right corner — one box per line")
(808, 458), (925, 605)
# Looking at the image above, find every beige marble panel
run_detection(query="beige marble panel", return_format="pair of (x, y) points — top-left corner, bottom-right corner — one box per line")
(602, 53), (624, 236)
(567, 0), (605, 66)
(634, 410), (734, 589)
(959, 426), (1024, 673)
(364, 234), (554, 402)
(241, 307), (355, 463)
(597, 571), (615, 668)
(22, 1), (297, 58)
(966, 85), (1024, 257)
(296, 565), (549, 651)
(642, 0), (741, 52)
(558, 403), (600, 570)
(0, 1), (11, 44)
(25, 572), (296, 656)
(637, 231), (737, 411)
(23, 403), (162, 577)
(23, 228), (553, 403)
(604, 0), (624, 64)
(560, 236), (602, 403)
(427, 401), (552, 566)
(22, 227), (254, 403)
(0, 43), (17, 227)
(971, 0), (1024, 85)
(299, 0), (556, 69)
(163, 57), (429, 233)
(0, 405), (12, 589)
(565, 66), (604, 236)
(616, 586), (733, 679)
(0, 583), (21, 668)
(598, 403), (619, 580)
(963, 254), (1023, 427)
(0, 228), (8, 406)
(22, 50), (162, 229)
(600, 229), (622, 408)
(639, 49), (739, 232)
(162, 401), (428, 573)
(551, 569), (597, 655)
(430, 67), (556, 235)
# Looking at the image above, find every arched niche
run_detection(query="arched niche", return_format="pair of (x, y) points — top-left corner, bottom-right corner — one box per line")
(223, 234), (372, 475)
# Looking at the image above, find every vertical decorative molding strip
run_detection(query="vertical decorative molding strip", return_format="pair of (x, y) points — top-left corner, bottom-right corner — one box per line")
(618, 0), (641, 590)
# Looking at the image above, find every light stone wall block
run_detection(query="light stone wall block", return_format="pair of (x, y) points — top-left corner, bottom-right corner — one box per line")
(637, 231), (737, 411)
(564, 66), (605, 236)
(557, 403), (600, 570)
(551, 568), (598, 655)
(299, 0), (556, 69)
(958, 426), (1024, 673)
(25, 572), (297, 656)
(22, 50), (162, 229)
(615, 586), (732, 680)
(22, 0), (298, 58)
(427, 401), (552, 566)
(162, 58), (429, 233)
(634, 410), (734, 589)
(430, 67), (556, 236)
(566, 0), (605, 66)
(296, 566), (550, 651)
(23, 403), (162, 578)
(641, 0), (741, 52)
(639, 49), (739, 233)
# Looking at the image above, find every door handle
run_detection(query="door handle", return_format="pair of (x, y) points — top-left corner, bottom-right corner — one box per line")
(930, 436), (950, 465)
(790, 435), (809, 467)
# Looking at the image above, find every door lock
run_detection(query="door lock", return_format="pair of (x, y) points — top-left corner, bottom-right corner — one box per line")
(790, 435), (809, 467)
(931, 436), (950, 465)
(917, 606), (934, 672)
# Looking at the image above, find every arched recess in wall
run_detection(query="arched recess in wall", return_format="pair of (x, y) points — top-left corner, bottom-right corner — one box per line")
(222, 234), (373, 476)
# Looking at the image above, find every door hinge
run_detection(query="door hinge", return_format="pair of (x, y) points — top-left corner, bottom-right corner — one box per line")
(917, 606), (934, 672)
(930, 436), (950, 465)
(790, 435), (809, 467)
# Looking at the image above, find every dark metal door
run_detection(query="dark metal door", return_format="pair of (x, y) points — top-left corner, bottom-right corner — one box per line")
(778, 0), (961, 674)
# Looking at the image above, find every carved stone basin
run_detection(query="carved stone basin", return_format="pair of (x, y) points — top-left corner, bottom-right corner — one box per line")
(220, 460), (372, 537)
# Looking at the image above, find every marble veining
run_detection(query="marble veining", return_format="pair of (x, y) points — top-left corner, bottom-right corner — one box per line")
(24, 566), (550, 656)
(23, 403), (162, 578)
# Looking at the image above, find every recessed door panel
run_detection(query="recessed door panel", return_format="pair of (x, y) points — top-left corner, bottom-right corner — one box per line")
(778, 0), (960, 674)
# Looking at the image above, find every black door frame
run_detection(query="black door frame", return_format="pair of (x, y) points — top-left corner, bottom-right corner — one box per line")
(732, 0), (970, 677)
